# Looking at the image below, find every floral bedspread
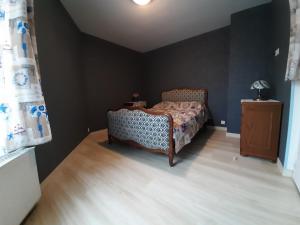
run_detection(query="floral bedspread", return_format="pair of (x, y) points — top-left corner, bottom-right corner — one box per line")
(150, 101), (208, 153)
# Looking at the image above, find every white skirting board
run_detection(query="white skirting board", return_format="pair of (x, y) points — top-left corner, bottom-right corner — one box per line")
(207, 126), (227, 131)
(207, 126), (240, 138)
(226, 132), (240, 138)
(209, 128), (292, 178)
(277, 157), (293, 177)
(0, 147), (41, 225)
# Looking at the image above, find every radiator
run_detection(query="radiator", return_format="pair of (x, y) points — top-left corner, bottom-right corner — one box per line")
(0, 147), (41, 225)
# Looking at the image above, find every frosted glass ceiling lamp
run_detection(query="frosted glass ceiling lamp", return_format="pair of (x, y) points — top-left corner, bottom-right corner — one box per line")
(132, 0), (152, 6)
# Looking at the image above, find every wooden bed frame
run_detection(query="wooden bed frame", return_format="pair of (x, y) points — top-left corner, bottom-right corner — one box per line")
(107, 88), (208, 167)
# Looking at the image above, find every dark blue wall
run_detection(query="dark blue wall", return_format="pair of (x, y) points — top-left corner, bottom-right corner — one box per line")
(35, 0), (88, 181)
(271, 0), (291, 165)
(144, 28), (230, 127)
(227, 4), (273, 133)
(227, 1), (291, 165)
(35, 0), (144, 181)
(82, 34), (144, 131)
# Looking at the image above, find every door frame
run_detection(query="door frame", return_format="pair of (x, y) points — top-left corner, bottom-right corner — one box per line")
(285, 80), (300, 172)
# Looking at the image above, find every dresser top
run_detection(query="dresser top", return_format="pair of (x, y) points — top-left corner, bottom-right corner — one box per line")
(241, 99), (280, 103)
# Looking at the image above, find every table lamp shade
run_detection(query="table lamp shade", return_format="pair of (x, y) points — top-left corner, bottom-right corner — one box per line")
(132, 92), (140, 102)
(250, 80), (271, 90)
(250, 80), (271, 100)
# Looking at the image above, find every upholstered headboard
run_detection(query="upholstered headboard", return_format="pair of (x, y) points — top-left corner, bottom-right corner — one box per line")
(161, 88), (208, 106)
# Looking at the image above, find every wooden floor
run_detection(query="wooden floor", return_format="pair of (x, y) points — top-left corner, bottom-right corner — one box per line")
(24, 129), (300, 225)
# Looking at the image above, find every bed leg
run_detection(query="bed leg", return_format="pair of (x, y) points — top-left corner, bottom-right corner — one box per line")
(169, 154), (174, 167)
(108, 134), (113, 144)
(168, 143), (175, 167)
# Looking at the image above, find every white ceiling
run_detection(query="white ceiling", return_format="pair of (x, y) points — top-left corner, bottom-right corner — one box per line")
(60, 0), (271, 52)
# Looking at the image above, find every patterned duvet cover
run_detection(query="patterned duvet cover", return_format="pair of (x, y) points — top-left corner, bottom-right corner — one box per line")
(150, 101), (208, 153)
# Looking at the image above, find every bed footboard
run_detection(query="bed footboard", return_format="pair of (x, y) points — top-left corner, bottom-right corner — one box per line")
(107, 108), (175, 166)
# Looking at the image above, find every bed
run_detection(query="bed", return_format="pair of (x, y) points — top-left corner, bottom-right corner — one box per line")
(107, 88), (208, 166)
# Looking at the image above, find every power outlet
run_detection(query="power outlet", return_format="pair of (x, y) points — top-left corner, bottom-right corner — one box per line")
(221, 120), (226, 125)
(275, 48), (280, 56)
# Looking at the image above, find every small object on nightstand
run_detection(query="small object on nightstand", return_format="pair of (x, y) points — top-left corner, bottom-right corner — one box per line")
(240, 99), (282, 162)
(250, 80), (271, 100)
(132, 92), (140, 102)
(124, 101), (147, 108)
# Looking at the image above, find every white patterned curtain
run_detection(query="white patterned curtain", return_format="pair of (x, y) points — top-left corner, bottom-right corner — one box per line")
(286, 0), (300, 80)
(0, 0), (52, 158)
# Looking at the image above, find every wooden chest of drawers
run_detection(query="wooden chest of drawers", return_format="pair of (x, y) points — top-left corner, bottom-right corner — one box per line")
(240, 100), (282, 162)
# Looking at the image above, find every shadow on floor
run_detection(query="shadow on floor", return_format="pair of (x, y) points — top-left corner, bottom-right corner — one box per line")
(97, 127), (214, 176)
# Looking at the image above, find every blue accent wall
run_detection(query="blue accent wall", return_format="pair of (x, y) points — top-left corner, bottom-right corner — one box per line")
(81, 34), (144, 131)
(144, 28), (230, 127)
(271, 0), (291, 165)
(35, 0), (144, 181)
(35, 0), (88, 181)
(227, 1), (291, 164)
(227, 4), (273, 133)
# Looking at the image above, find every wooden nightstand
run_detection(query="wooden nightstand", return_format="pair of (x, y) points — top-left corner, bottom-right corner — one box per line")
(240, 99), (282, 162)
(124, 101), (147, 108)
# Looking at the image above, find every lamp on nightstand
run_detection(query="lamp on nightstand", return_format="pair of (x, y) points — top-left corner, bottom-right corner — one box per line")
(132, 92), (140, 102)
(250, 80), (271, 101)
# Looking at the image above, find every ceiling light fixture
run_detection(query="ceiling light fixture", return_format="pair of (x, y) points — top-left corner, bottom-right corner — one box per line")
(132, 0), (152, 6)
